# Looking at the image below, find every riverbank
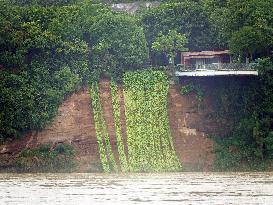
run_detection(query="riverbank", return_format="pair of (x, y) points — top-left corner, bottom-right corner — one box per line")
(0, 77), (222, 172)
(2, 75), (262, 173)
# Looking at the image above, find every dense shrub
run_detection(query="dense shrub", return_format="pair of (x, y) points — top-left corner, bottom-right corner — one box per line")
(14, 143), (76, 172)
(212, 59), (273, 170)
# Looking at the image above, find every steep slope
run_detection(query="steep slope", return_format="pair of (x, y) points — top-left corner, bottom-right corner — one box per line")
(0, 78), (229, 172)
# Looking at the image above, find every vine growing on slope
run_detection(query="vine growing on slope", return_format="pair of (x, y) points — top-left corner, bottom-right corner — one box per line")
(110, 80), (129, 172)
(123, 69), (181, 172)
(89, 82), (118, 172)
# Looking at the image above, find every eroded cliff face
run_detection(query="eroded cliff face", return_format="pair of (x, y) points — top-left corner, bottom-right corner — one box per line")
(168, 85), (214, 171)
(0, 78), (235, 172)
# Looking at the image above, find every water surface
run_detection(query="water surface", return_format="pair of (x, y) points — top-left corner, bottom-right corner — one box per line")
(0, 172), (272, 204)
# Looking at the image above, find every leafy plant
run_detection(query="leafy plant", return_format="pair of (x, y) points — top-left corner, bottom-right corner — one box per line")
(110, 80), (129, 172)
(0, 2), (88, 140)
(89, 82), (118, 173)
(123, 69), (181, 172)
(180, 83), (195, 95)
(141, 0), (220, 65)
(152, 30), (188, 65)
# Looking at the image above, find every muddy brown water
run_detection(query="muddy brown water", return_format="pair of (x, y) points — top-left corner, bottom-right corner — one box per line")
(0, 172), (272, 204)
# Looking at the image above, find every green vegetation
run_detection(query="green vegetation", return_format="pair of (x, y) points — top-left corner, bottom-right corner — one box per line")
(180, 84), (195, 95)
(89, 82), (118, 172)
(203, 0), (273, 61)
(141, 0), (221, 64)
(124, 70), (181, 172)
(90, 12), (149, 73)
(0, 0), (273, 172)
(110, 80), (128, 172)
(0, 1), (148, 141)
(152, 30), (188, 65)
(180, 83), (204, 109)
(7, 0), (79, 6)
(1, 0), (272, 142)
(13, 143), (76, 172)
(0, 2), (89, 140)
(209, 59), (273, 171)
(89, 71), (181, 172)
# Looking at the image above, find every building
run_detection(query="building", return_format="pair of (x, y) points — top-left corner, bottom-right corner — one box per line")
(181, 50), (231, 69)
(177, 50), (258, 76)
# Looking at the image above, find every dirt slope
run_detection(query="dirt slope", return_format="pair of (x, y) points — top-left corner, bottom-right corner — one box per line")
(0, 79), (230, 172)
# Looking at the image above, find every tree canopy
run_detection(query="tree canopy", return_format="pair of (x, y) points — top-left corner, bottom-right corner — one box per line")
(89, 12), (148, 73)
(206, 0), (273, 60)
(140, 0), (226, 64)
(0, 1), (148, 140)
(152, 30), (188, 65)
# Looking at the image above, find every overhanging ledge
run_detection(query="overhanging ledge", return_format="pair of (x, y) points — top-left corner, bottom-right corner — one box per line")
(175, 70), (258, 77)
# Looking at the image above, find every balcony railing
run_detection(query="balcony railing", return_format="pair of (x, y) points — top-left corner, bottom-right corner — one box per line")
(176, 63), (257, 71)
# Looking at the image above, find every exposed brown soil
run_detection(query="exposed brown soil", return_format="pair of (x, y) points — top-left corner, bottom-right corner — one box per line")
(168, 84), (214, 171)
(0, 87), (101, 172)
(98, 80), (121, 169)
(0, 79), (233, 172)
(117, 84), (129, 160)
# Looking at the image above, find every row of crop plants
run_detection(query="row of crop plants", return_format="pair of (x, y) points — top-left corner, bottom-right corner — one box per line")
(89, 70), (181, 172)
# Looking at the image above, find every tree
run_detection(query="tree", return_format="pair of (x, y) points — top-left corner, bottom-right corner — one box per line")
(89, 12), (149, 73)
(0, 1), (88, 140)
(141, 0), (221, 65)
(221, 0), (273, 60)
(152, 30), (188, 65)
(230, 26), (269, 61)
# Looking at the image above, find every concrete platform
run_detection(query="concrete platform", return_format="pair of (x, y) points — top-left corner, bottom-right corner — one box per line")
(175, 70), (258, 77)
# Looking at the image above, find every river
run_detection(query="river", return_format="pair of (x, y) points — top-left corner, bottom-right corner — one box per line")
(0, 172), (272, 204)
